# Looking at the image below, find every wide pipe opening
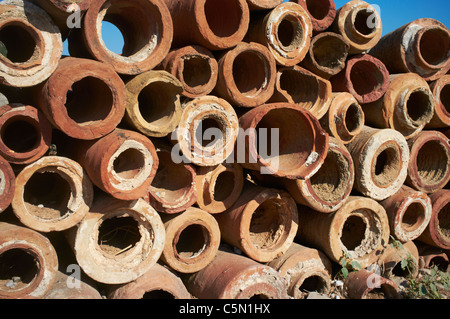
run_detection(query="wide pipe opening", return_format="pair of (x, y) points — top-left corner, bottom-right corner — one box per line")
(175, 224), (209, 260)
(372, 144), (401, 187)
(419, 28), (450, 66)
(401, 202), (427, 232)
(279, 69), (320, 107)
(0, 248), (39, 291)
(98, 216), (142, 257)
(305, 0), (330, 20)
(112, 148), (146, 180)
(1, 118), (39, 153)
(182, 56), (212, 88)
(416, 140), (449, 186)
(0, 23), (38, 63)
(194, 116), (225, 148)
(298, 275), (329, 295)
(232, 51), (268, 97)
(276, 15), (304, 51)
(340, 215), (367, 251)
(350, 60), (385, 97)
(354, 9), (377, 36)
(312, 35), (348, 69)
(406, 90), (433, 124)
(439, 84), (450, 114)
(204, 0), (244, 38)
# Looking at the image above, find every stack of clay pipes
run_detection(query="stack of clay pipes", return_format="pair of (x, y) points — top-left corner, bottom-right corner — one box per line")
(0, 0), (449, 300)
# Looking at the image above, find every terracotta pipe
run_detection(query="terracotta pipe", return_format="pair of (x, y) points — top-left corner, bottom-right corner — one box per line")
(296, 196), (390, 269)
(195, 162), (244, 214)
(11, 156), (93, 233)
(65, 195), (166, 285)
(346, 126), (410, 201)
(405, 131), (450, 193)
(329, 54), (390, 105)
(416, 243), (450, 271)
(238, 102), (329, 180)
(214, 182), (298, 263)
(74, 128), (158, 201)
(124, 70), (183, 138)
(363, 73), (434, 140)
(377, 240), (420, 279)
(245, 2), (313, 66)
(417, 189), (450, 250)
(369, 18), (450, 82)
(214, 42), (276, 108)
(147, 145), (197, 214)
(0, 222), (58, 299)
(68, 0), (173, 75)
(379, 185), (432, 243)
(246, 0), (283, 10)
(0, 104), (52, 165)
(426, 75), (450, 129)
(0, 155), (14, 213)
(43, 271), (103, 299)
(161, 45), (218, 98)
(160, 207), (221, 273)
(300, 32), (349, 80)
(107, 263), (192, 299)
(267, 242), (333, 299)
(165, 0), (249, 51)
(172, 95), (239, 167)
(319, 92), (365, 145)
(329, 0), (382, 54)
(344, 269), (400, 299)
(283, 137), (354, 213)
(183, 249), (289, 299)
(36, 57), (126, 140)
(269, 65), (332, 120)
(0, 0), (62, 87)
(293, 0), (336, 33)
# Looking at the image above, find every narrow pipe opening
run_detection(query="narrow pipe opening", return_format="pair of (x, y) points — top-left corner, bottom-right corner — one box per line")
(276, 15), (303, 51)
(98, 216), (141, 257)
(175, 224), (209, 260)
(350, 60), (385, 97)
(406, 90), (433, 124)
(340, 215), (366, 251)
(372, 145), (401, 187)
(401, 202), (426, 232)
(142, 290), (176, 299)
(150, 151), (193, 202)
(299, 275), (329, 295)
(354, 9), (377, 36)
(182, 56), (212, 88)
(416, 140), (449, 186)
(113, 148), (145, 179)
(305, 0), (330, 20)
(344, 103), (363, 133)
(312, 36), (348, 69)
(0, 248), (39, 291)
(204, 0), (243, 38)
(419, 28), (450, 66)
(439, 84), (450, 114)
(65, 76), (113, 124)
(23, 171), (72, 220)
(438, 202), (450, 240)
(365, 284), (398, 299)
(1, 118), (39, 153)
(279, 69), (319, 107)
(249, 198), (286, 249)
(309, 149), (350, 203)
(428, 256), (449, 272)
(0, 24), (38, 63)
(392, 261), (413, 278)
(194, 117), (224, 148)
(213, 171), (235, 202)
(232, 51), (268, 97)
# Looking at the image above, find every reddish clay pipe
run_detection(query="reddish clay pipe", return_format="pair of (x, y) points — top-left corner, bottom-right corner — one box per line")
(36, 57), (126, 140)
(417, 189), (450, 250)
(344, 269), (400, 299)
(160, 207), (221, 273)
(245, 2), (313, 66)
(293, 0), (336, 33)
(284, 137), (354, 213)
(107, 263), (192, 299)
(330, 0), (382, 54)
(330, 54), (390, 105)
(269, 65), (332, 120)
(0, 104), (52, 165)
(377, 240), (420, 279)
(124, 70), (183, 138)
(319, 92), (364, 145)
(214, 42), (276, 108)
(162, 45), (218, 99)
(172, 95), (239, 167)
(44, 271), (102, 299)
(347, 126), (410, 201)
(74, 128), (158, 201)
(165, 0), (249, 51)
(0, 0), (62, 87)
(369, 18), (450, 82)
(300, 32), (349, 80)
(0, 222), (58, 299)
(379, 185), (432, 243)
(0, 155), (14, 213)
(238, 102), (329, 179)
(195, 163), (244, 214)
(405, 131), (450, 193)
(65, 195), (166, 285)
(426, 75), (450, 129)
(363, 73), (434, 140)
(215, 182), (298, 263)
(246, 0), (283, 10)
(267, 242), (333, 299)
(296, 196), (390, 269)
(416, 243), (449, 271)
(68, 0), (173, 75)
(11, 156), (93, 233)
(183, 249), (289, 299)
(147, 146), (197, 214)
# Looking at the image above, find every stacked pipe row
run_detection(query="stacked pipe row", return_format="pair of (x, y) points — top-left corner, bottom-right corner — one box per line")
(0, 0), (449, 299)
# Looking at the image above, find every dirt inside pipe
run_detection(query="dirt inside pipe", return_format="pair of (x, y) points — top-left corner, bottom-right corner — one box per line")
(97, 216), (142, 257)
(365, 284), (398, 299)
(372, 144), (401, 187)
(0, 248), (39, 291)
(175, 224), (209, 260)
(437, 202), (450, 239)
(416, 140), (449, 185)
(312, 35), (348, 69)
(401, 202), (426, 232)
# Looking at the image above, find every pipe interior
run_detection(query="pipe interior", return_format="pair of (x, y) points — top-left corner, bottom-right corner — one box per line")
(416, 140), (449, 185)
(182, 55), (212, 88)
(279, 68), (319, 107)
(350, 60), (385, 97)
(312, 35), (348, 69)
(427, 256), (449, 272)
(1, 118), (39, 153)
(0, 248), (39, 291)
(439, 83), (450, 114)
(365, 284), (398, 299)
(344, 103), (363, 134)
(142, 289), (176, 299)
(372, 145), (401, 187)
(213, 170), (235, 202)
(194, 116), (225, 148)
(401, 202), (426, 232)
(113, 148), (146, 179)
(232, 51), (268, 97)
(406, 90), (433, 124)
(438, 202), (450, 239)
(305, 0), (330, 20)
(204, 0), (244, 38)
(276, 14), (304, 51)
(175, 224), (209, 260)
(340, 215), (366, 251)
(0, 24), (38, 63)
(298, 275), (329, 295)
(353, 9), (377, 36)
(419, 28), (450, 66)
(97, 216), (142, 257)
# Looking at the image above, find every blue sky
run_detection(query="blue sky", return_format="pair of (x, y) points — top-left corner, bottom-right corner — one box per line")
(63, 0), (450, 56)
